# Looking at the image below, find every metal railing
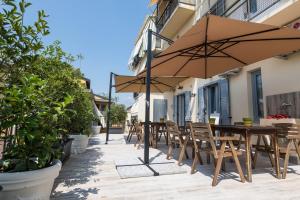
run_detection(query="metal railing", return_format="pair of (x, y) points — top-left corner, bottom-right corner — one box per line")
(206, 0), (281, 21)
(156, 0), (196, 33)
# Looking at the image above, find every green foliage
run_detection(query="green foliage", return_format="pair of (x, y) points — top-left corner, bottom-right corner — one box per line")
(0, 0), (49, 84)
(0, 1), (95, 172)
(0, 74), (73, 172)
(106, 104), (127, 125)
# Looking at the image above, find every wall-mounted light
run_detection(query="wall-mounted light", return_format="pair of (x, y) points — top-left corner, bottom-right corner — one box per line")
(178, 86), (183, 90)
(191, 93), (196, 97)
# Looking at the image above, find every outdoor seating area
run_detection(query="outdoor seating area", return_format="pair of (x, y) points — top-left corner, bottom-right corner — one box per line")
(2, 0), (300, 199)
(51, 130), (300, 199)
(124, 119), (300, 186)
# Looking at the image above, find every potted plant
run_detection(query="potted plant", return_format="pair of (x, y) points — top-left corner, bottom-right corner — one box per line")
(243, 117), (253, 127)
(0, 75), (69, 200)
(67, 89), (95, 155)
(105, 104), (127, 134)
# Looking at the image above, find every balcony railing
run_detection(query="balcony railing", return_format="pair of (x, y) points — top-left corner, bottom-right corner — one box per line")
(206, 0), (281, 21)
(156, 0), (196, 33)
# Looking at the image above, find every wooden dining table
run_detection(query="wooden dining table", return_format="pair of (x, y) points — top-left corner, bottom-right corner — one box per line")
(141, 122), (167, 148)
(212, 125), (281, 182)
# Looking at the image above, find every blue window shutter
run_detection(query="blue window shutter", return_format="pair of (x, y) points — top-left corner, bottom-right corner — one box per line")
(184, 91), (192, 121)
(173, 96), (177, 123)
(198, 87), (205, 122)
(218, 79), (231, 125)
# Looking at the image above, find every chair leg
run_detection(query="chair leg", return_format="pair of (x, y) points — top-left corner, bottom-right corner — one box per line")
(191, 154), (199, 174)
(262, 135), (274, 167)
(294, 139), (300, 160)
(178, 137), (188, 165)
(282, 140), (292, 179)
(212, 143), (226, 187)
(229, 141), (245, 183)
(167, 141), (174, 160)
(212, 156), (224, 187)
(253, 135), (261, 169)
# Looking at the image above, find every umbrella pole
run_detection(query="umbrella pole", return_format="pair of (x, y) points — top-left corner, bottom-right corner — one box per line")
(144, 29), (152, 164)
(105, 72), (113, 144)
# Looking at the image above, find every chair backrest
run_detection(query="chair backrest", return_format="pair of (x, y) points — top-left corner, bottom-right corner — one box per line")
(135, 122), (143, 135)
(189, 122), (218, 157)
(166, 121), (180, 136)
(273, 123), (300, 138)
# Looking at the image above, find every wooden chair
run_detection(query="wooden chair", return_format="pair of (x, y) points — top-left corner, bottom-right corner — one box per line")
(273, 123), (300, 179)
(165, 121), (190, 164)
(126, 120), (136, 142)
(134, 123), (154, 149)
(189, 122), (245, 186)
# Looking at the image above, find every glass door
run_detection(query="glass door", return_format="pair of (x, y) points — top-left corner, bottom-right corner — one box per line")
(252, 70), (264, 122)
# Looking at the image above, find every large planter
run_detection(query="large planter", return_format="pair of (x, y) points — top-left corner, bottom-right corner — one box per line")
(109, 127), (123, 134)
(91, 126), (101, 135)
(69, 134), (89, 155)
(61, 138), (74, 163)
(0, 160), (61, 200)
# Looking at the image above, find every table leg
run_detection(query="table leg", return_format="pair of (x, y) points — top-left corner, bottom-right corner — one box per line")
(155, 126), (158, 149)
(166, 127), (169, 146)
(245, 132), (252, 182)
(272, 133), (282, 179)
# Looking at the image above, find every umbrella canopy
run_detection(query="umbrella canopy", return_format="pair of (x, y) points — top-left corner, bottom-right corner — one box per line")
(113, 75), (186, 93)
(141, 14), (300, 78)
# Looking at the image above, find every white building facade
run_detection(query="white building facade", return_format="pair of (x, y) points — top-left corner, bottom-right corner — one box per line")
(128, 0), (300, 125)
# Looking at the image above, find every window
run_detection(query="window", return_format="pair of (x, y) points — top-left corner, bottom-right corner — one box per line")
(153, 99), (168, 122)
(207, 84), (219, 116)
(210, 0), (225, 16)
(252, 70), (264, 122)
(177, 94), (186, 126)
(249, 0), (257, 13)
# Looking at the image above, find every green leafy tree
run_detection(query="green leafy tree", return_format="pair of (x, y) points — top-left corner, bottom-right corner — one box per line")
(106, 104), (127, 126)
(0, 0), (49, 84)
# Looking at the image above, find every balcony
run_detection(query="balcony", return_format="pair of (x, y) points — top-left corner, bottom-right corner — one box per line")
(199, 0), (298, 24)
(156, 0), (196, 38)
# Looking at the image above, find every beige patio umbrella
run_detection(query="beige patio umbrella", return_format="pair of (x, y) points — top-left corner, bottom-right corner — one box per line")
(113, 74), (186, 93)
(140, 14), (300, 78)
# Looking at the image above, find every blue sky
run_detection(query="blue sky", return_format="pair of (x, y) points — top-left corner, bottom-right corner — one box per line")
(25, 0), (152, 106)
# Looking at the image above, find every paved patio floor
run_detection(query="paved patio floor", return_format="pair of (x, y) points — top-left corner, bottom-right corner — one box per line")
(51, 133), (300, 200)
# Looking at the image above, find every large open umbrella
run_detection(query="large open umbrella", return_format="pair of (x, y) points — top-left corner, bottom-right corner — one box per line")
(140, 14), (300, 78)
(105, 73), (186, 164)
(114, 75), (186, 93)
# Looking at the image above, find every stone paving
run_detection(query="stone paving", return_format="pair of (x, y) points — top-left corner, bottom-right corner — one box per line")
(51, 133), (300, 200)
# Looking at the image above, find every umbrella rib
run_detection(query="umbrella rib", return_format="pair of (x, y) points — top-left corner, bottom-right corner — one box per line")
(173, 45), (205, 76)
(208, 44), (247, 65)
(149, 44), (204, 71)
(208, 41), (240, 57)
(230, 37), (300, 43)
(151, 79), (176, 89)
(113, 76), (144, 88)
(209, 27), (281, 45)
(152, 83), (164, 93)
(115, 77), (143, 92)
(153, 44), (202, 59)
